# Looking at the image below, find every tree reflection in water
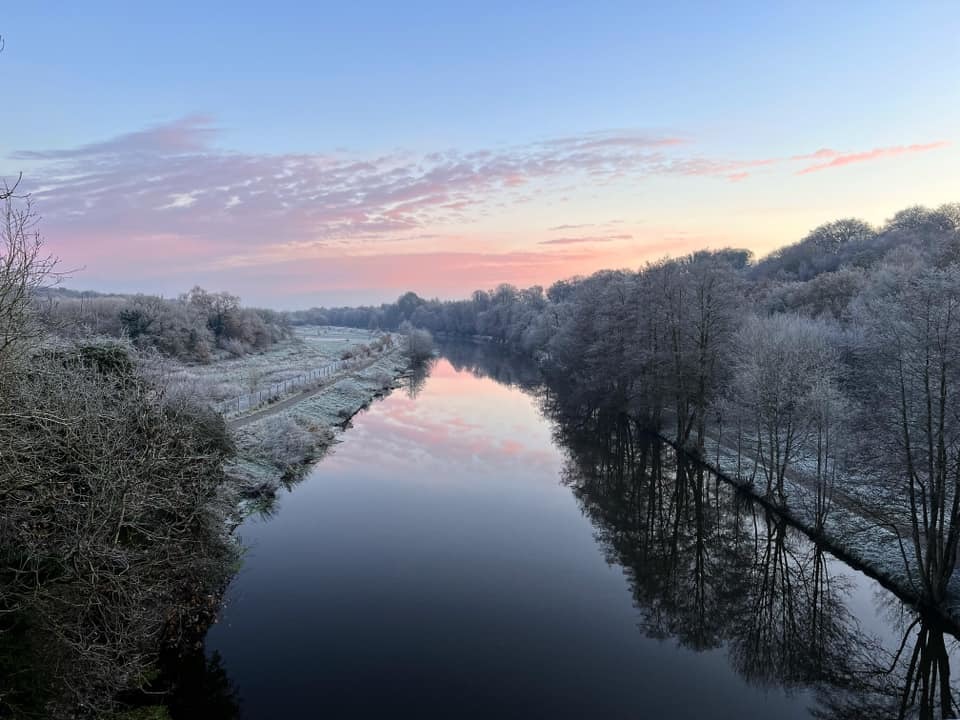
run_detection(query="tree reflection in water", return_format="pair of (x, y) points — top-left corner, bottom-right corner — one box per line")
(403, 356), (436, 399)
(164, 346), (960, 719)
(441, 339), (544, 392)
(546, 397), (960, 719)
(160, 648), (241, 720)
(814, 613), (959, 719)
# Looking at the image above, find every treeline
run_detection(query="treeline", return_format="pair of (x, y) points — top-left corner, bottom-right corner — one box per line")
(318, 202), (960, 608)
(41, 286), (292, 362)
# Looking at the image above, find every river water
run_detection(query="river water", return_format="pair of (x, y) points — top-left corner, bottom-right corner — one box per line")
(171, 344), (960, 719)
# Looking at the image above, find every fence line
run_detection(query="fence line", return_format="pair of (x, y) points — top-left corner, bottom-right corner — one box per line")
(215, 357), (354, 417)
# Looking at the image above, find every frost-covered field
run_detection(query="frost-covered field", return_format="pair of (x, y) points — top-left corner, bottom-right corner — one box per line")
(227, 350), (410, 495)
(151, 325), (383, 406)
(142, 321), (415, 508)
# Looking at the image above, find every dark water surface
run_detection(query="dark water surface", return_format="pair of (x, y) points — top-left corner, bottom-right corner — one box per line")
(174, 346), (960, 719)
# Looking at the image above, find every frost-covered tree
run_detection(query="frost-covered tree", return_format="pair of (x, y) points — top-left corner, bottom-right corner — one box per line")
(0, 191), (60, 368)
(399, 320), (434, 361)
(733, 314), (839, 501)
(855, 265), (960, 603)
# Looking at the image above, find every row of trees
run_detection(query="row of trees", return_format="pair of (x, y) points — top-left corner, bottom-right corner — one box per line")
(320, 202), (960, 607)
(42, 286), (292, 362)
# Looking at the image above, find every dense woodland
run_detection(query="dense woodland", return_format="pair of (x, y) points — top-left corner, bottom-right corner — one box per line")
(302, 202), (960, 608)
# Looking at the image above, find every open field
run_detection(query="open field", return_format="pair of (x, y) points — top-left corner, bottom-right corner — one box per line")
(135, 324), (415, 501)
(148, 325), (386, 407)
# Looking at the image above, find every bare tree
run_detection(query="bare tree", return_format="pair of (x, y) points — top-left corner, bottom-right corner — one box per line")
(0, 189), (61, 369)
(733, 314), (839, 501)
(857, 266), (960, 604)
(806, 370), (849, 533)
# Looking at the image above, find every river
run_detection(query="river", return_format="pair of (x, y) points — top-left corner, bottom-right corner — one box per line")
(169, 343), (960, 719)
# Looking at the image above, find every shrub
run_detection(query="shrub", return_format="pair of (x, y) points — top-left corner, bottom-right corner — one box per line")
(257, 416), (322, 470)
(402, 327), (434, 362)
(0, 345), (236, 717)
(219, 337), (249, 358)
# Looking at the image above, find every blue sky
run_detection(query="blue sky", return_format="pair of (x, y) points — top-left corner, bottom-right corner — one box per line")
(1, 1), (958, 305)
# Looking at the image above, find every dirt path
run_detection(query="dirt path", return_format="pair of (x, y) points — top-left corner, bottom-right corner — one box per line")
(227, 354), (391, 431)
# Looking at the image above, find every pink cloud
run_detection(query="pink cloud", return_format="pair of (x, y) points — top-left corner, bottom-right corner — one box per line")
(13, 117), (709, 260)
(792, 148), (839, 161)
(538, 234), (632, 245)
(4, 117), (762, 301)
(7, 115), (949, 304)
(38, 213), (729, 306)
(217, 235), (716, 303)
(795, 141), (949, 174)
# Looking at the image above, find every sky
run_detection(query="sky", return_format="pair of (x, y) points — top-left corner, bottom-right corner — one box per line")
(1, 1), (958, 307)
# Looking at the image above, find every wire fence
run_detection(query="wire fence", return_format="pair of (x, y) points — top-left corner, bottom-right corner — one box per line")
(216, 358), (353, 417)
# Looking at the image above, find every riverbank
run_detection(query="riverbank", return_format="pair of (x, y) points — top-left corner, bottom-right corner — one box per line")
(224, 346), (410, 501)
(439, 333), (959, 624)
(145, 324), (411, 502)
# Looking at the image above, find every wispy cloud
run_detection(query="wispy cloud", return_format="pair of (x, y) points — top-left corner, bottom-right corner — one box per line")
(10, 117), (721, 259)
(5, 115), (950, 302)
(795, 141), (949, 175)
(538, 234), (632, 245)
(540, 131), (687, 151)
(13, 114), (219, 160)
(6, 116), (768, 287)
(547, 223), (595, 231)
(792, 148), (840, 161)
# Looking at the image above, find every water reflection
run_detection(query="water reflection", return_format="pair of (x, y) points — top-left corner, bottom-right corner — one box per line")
(547, 398), (960, 719)
(441, 339), (544, 392)
(166, 346), (960, 719)
(160, 648), (241, 720)
(401, 356), (435, 399)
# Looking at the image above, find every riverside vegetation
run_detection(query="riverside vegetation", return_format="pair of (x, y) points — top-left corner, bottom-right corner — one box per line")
(0, 188), (419, 718)
(0, 187), (237, 718)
